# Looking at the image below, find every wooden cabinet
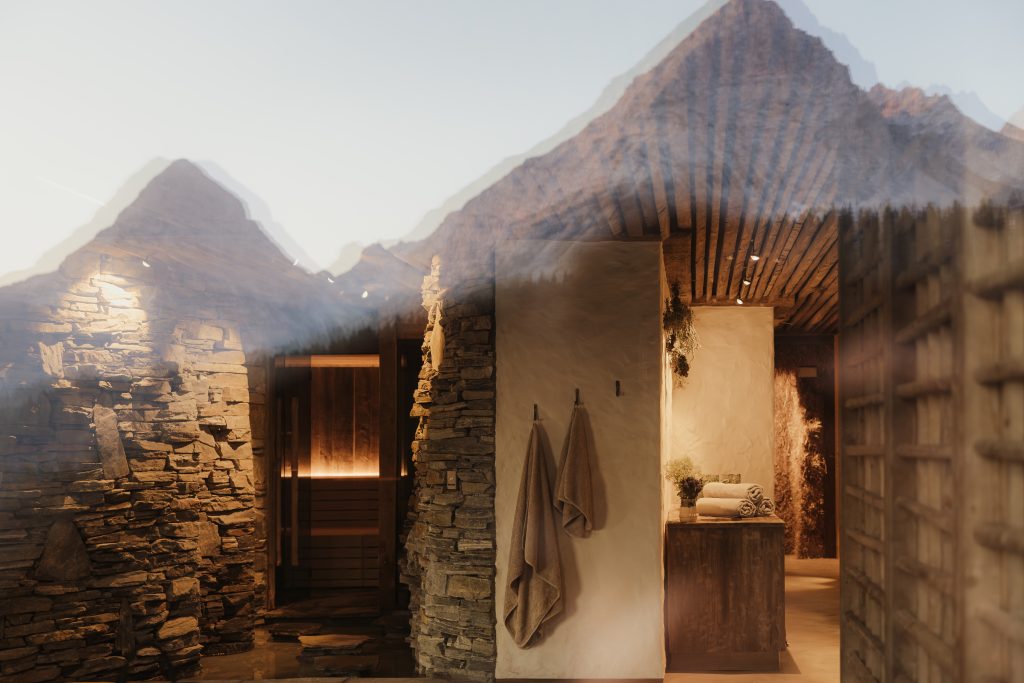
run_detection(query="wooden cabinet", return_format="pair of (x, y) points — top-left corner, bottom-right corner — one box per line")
(664, 517), (786, 672)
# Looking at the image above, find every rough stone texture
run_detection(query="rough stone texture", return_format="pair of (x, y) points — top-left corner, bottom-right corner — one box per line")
(0, 160), (373, 681)
(35, 518), (91, 581)
(0, 250), (258, 679)
(400, 256), (498, 681)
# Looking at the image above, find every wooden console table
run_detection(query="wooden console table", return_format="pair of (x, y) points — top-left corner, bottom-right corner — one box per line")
(664, 516), (786, 672)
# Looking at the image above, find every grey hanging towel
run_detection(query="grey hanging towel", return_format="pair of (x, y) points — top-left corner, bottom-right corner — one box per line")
(554, 404), (594, 537)
(504, 421), (563, 648)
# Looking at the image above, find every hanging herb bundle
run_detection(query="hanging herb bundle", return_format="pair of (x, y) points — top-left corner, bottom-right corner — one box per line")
(663, 280), (698, 381)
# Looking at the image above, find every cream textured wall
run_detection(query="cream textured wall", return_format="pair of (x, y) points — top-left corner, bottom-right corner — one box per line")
(670, 306), (775, 499)
(494, 240), (664, 679)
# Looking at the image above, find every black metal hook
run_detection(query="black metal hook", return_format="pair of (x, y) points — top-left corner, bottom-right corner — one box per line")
(615, 380), (621, 397)
(574, 388), (580, 405)
(533, 403), (539, 421)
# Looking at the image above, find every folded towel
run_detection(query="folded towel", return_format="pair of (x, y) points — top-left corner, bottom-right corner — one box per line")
(504, 421), (563, 648)
(701, 481), (764, 503)
(696, 497), (757, 518)
(554, 404), (593, 537)
(757, 498), (776, 516)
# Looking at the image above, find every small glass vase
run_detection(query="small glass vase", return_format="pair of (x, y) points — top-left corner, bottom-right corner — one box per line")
(678, 497), (697, 522)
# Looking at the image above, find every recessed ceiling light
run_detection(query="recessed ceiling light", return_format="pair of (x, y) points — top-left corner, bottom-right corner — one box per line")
(141, 260), (150, 268)
(750, 255), (761, 262)
(327, 277), (335, 284)
(743, 279), (751, 286)
(736, 298), (744, 305)
(361, 290), (369, 299)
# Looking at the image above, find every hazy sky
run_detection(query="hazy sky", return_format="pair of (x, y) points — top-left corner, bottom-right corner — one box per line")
(1, 0), (1021, 279)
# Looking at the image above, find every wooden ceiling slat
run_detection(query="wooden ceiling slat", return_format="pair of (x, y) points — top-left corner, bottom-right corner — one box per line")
(784, 268), (837, 332)
(806, 298), (839, 333)
(706, 34), (735, 299)
(760, 153), (839, 306)
(753, 139), (833, 302)
(759, 156), (838, 300)
(742, 72), (821, 297)
(747, 90), (830, 300)
(785, 218), (839, 302)
(723, 76), (796, 302)
(688, 44), (717, 301)
(662, 59), (694, 238)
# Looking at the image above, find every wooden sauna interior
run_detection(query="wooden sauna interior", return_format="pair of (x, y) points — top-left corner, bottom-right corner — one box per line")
(271, 341), (420, 609)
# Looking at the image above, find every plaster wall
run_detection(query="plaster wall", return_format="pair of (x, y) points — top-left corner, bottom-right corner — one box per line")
(494, 240), (664, 679)
(669, 306), (775, 499)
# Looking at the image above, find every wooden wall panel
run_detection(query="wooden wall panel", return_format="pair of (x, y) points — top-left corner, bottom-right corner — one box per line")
(961, 207), (1024, 683)
(839, 208), (892, 683)
(840, 205), (1023, 683)
(310, 366), (380, 476)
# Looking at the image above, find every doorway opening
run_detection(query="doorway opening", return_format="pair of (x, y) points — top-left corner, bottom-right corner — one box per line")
(197, 335), (423, 680)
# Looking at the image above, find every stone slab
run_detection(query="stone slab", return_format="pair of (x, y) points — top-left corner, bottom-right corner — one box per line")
(93, 404), (129, 478)
(36, 517), (90, 581)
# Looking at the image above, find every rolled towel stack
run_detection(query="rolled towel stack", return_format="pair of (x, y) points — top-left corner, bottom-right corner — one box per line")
(701, 482), (763, 503)
(695, 497), (757, 518)
(696, 481), (776, 518)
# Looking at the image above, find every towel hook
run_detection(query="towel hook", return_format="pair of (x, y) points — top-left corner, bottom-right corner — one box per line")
(615, 380), (621, 397)
(533, 403), (539, 421)
(574, 388), (580, 406)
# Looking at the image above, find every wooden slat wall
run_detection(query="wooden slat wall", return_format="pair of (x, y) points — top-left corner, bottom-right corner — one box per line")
(310, 366), (380, 476)
(841, 205), (1023, 683)
(839, 208), (892, 683)
(889, 208), (960, 683)
(961, 207), (1024, 683)
(299, 478), (380, 590)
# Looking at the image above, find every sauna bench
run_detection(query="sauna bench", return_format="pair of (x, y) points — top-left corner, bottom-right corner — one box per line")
(664, 516), (786, 672)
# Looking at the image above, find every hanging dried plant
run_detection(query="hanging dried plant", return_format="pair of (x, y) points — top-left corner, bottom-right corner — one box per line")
(663, 280), (699, 382)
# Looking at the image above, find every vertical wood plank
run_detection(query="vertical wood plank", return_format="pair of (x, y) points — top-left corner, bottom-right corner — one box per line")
(378, 325), (399, 609)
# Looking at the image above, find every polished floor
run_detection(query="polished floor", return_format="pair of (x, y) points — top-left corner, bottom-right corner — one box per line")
(667, 556), (840, 683)
(189, 558), (838, 681)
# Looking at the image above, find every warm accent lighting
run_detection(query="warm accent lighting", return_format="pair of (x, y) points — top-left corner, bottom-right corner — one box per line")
(327, 277), (335, 284)
(141, 260), (150, 268)
(750, 254), (761, 262)
(276, 354), (380, 368)
(736, 298), (744, 305)
(743, 279), (751, 286)
(307, 468), (379, 479)
(361, 290), (369, 298)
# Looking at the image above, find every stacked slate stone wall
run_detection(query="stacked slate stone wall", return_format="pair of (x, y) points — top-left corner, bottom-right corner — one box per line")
(0, 249), (259, 681)
(401, 256), (498, 681)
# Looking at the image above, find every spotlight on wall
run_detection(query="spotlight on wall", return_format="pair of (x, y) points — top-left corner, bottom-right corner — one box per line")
(141, 260), (151, 268)
(361, 290), (369, 299)
(327, 277), (335, 284)
(750, 254), (761, 262)
(743, 279), (751, 286)
(736, 297), (744, 305)
(292, 258), (299, 266)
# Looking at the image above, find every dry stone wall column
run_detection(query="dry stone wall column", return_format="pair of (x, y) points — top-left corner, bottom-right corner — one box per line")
(0, 251), (259, 681)
(402, 256), (498, 682)
(166, 318), (256, 655)
(0, 253), (206, 681)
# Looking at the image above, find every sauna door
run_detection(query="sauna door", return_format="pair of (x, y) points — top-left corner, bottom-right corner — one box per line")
(276, 356), (381, 596)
